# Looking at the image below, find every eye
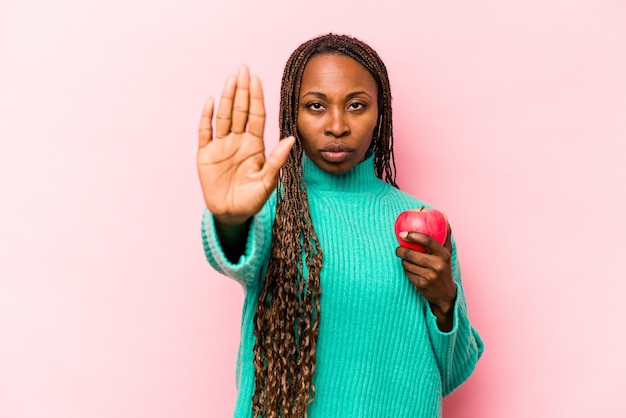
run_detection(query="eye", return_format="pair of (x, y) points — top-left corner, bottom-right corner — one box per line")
(306, 102), (325, 111)
(348, 102), (366, 111)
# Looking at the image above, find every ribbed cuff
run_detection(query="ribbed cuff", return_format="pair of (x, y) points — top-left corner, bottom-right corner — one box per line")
(201, 207), (271, 288)
(426, 292), (483, 396)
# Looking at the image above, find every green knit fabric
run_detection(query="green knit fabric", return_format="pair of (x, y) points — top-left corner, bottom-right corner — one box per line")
(201, 151), (484, 417)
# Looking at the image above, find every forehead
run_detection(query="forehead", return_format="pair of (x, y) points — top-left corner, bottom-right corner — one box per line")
(299, 54), (378, 94)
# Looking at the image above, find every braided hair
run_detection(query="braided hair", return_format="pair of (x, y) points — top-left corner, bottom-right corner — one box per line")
(251, 33), (397, 417)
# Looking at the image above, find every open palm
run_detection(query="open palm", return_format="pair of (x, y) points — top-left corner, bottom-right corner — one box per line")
(197, 65), (294, 225)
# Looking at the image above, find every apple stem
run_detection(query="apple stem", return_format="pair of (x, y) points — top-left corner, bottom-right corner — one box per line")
(420, 205), (425, 212)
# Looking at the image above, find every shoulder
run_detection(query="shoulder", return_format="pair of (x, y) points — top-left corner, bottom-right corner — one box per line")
(378, 181), (433, 211)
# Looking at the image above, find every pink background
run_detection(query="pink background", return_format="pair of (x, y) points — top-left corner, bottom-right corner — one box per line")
(1, 0), (625, 417)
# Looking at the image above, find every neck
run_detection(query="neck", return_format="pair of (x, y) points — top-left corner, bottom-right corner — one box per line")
(302, 150), (381, 193)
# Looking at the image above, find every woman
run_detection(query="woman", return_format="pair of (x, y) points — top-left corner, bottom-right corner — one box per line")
(198, 33), (483, 417)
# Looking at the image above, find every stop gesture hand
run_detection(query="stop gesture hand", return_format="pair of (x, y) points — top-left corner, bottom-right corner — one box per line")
(197, 65), (295, 226)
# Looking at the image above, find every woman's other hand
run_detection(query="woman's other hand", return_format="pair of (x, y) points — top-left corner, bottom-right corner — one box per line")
(396, 221), (457, 331)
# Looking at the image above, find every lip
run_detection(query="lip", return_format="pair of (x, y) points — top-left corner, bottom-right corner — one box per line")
(319, 144), (353, 163)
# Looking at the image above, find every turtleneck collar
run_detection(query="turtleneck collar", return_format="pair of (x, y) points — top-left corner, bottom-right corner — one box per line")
(302, 150), (382, 193)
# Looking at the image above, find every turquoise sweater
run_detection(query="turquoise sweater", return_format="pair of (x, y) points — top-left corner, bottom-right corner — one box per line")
(202, 151), (484, 417)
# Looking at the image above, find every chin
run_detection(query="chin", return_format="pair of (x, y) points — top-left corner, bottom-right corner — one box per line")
(322, 161), (356, 175)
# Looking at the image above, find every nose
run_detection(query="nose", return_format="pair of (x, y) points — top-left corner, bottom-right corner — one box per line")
(324, 108), (350, 138)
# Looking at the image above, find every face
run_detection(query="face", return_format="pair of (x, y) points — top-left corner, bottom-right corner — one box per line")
(297, 54), (379, 174)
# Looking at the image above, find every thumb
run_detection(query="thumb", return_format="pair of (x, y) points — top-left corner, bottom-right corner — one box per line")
(262, 136), (295, 183)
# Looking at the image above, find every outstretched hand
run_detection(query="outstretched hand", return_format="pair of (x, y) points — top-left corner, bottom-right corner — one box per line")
(197, 65), (295, 226)
(396, 221), (457, 331)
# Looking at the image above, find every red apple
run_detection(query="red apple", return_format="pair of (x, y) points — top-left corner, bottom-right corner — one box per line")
(394, 207), (448, 253)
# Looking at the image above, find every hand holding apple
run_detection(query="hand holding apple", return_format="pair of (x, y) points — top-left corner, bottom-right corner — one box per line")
(394, 207), (447, 253)
(394, 206), (457, 332)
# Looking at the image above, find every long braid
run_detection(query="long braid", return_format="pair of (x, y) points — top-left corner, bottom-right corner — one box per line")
(252, 33), (397, 417)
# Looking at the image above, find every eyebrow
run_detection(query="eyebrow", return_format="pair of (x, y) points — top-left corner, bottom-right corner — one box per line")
(301, 90), (374, 99)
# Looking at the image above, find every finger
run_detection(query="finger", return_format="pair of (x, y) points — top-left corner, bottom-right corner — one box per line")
(401, 262), (435, 291)
(248, 75), (266, 138)
(398, 251), (447, 287)
(198, 97), (214, 148)
(403, 231), (450, 257)
(402, 231), (435, 253)
(215, 74), (237, 138)
(400, 257), (431, 278)
(405, 271), (426, 290)
(261, 136), (296, 187)
(231, 65), (251, 134)
(396, 245), (430, 268)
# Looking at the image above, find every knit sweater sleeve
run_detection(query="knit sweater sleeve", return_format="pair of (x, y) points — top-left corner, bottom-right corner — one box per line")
(425, 235), (484, 396)
(200, 199), (274, 288)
